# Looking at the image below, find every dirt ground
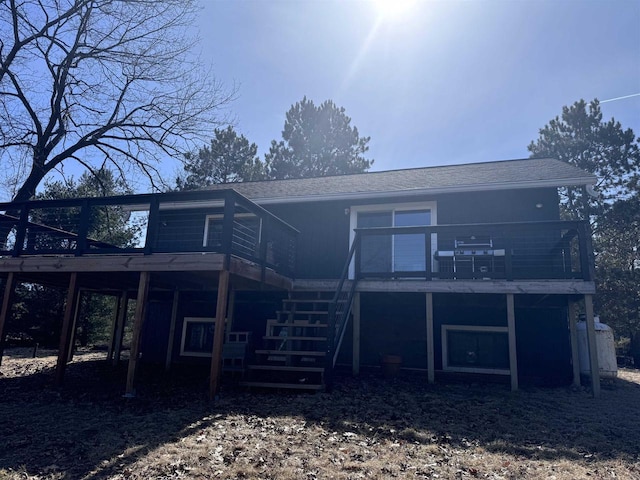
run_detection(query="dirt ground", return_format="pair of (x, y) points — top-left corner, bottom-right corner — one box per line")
(1, 348), (639, 480)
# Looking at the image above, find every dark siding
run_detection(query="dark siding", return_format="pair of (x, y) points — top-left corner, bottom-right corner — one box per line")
(232, 291), (288, 348)
(436, 188), (560, 224)
(339, 293), (427, 369)
(171, 291), (217, 365)
(514, 295), (572, 385)
(267, 201), (352, 279)
(146, 187), (560, 278)
(141, 299), (172, 363)
(433, 294), (508, 371)
(266, 188), (560, 279)
(336, 293), (572, 385)
(152, 290), (285, 366)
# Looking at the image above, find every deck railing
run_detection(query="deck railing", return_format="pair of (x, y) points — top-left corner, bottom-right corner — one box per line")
(353, 220), (594, 282)
(0, 190), (299, 278)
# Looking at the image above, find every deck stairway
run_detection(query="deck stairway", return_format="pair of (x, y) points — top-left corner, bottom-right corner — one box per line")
(240, 234), (360, 392)
(240, 291), (335, 391)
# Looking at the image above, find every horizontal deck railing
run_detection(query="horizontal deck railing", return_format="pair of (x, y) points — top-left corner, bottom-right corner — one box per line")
(0, 190), (299, 278)
(354, 220), (594, 282)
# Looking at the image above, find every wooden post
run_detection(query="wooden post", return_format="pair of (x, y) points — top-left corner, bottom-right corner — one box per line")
(584, 294), (600, 398)
(567, 300), (581, 387)
(67, 290), (84, 362)
(426, 292), (435, 384)
(506, 293), (518, 391)
(55, 273), (80, 386)
(106, 294), (121, 361)
(0, 272), (16, 367)
(209, 269), (230, 400)
(125, 272), (151, 397)
(227, 287), (236, 332)
(352, 292), (361, 376)
(164, 289), (180, 371)
(112, 291), (128, 366)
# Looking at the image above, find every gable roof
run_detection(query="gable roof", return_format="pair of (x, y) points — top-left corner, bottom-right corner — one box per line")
(204, 157), (596, 204)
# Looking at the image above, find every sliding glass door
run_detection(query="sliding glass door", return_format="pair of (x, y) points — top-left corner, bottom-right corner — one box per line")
(357, 208), (431, 274)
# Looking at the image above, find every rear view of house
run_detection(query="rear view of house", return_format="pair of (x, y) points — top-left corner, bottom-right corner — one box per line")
(0, 157), (601, 397)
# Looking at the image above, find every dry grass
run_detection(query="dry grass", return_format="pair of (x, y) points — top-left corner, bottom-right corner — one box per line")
(1, 348), (639, 480)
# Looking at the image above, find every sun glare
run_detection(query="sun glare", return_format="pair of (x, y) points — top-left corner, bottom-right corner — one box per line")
(372, 0), (418, 22)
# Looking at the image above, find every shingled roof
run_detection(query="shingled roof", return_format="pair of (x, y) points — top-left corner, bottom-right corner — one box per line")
(204, 157), (596, 204)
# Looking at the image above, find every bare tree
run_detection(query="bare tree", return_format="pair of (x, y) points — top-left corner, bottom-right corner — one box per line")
(0, 0), (233, 202)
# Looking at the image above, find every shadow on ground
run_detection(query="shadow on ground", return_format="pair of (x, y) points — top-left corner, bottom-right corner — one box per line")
(1, 352), (639, 479)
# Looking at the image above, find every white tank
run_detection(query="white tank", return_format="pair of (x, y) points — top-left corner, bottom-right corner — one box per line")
(577, 316), (618, 378)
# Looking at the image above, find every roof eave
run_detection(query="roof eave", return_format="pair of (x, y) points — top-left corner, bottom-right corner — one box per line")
(250, 176), (597, 205)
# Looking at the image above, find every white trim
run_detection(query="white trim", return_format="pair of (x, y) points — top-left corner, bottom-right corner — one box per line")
(180, 317), (216, 357)
(349, 201), (438, 279)
(441, 325), (510, 375)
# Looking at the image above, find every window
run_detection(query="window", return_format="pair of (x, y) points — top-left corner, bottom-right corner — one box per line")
(203, 214), (262, 257)
(180, 317), (216, 357)
(350, 202), (437, 276)
(441, 325), (510, 375)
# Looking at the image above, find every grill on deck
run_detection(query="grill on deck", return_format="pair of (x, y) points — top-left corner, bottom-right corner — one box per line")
(435, 235), (505, 278)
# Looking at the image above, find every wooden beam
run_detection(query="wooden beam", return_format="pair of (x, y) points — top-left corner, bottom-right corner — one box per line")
(584, 294), (600, 398)
(209, 269), (230, 400)
(55, 273), (80, 386)
(426, 292), (435, 384)
(295, 279), (596, 296)
(567, 300), (581, 387)
(352, 292), (361, 376)
(112, 291), (128, 366)
(125, 272), (151, 397)
(0, 272), (16, 367)
(0, 252), (226, 273)
(506, 293), (518, 391)
(227, 287), (236, 332)
(164, 290), (180, 371)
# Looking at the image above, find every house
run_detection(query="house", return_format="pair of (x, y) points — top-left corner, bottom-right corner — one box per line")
(0, 157), (601, 397)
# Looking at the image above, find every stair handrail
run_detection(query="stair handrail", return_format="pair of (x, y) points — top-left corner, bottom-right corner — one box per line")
(326, 231), (360, 387)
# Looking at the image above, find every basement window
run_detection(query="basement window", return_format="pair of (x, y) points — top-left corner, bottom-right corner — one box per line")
(441, 325), (510, 375)
(180, 317), (216, 357)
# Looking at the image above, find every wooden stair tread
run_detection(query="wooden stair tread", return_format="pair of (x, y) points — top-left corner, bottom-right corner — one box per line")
(255, 349), (326, 356)
(239, 381), (324, 390)
(247, 365), (325, 372)
(280, 312), (331, 316)
(284, 298), (333, 303)
(267, 321), (328, 327)
(263, 335), (327, 341)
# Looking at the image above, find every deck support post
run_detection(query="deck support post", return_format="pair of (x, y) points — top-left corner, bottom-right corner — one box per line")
(506, 293), (518, 391)
(55, 273), (80, 386)
(426, 292), (435, 384)
(0, 272), (16, 367)
(125, 272), (151, 397)
(567, 299), (581, 387)
(106, 293), (121, 362)
(209, 269), (230, 400)
(112, 291), (128, 366)
(584, 294), (600, 398)
(352, 292), (361, 376)
(67, 289), (83, 362)
(165, 289), (180, 371)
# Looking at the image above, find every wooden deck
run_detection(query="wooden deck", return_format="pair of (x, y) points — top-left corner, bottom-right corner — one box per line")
(293, 278), (596, 295)
(0, 253), (292, 291)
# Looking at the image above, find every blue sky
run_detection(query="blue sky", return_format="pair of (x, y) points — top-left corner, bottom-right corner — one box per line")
(196, 0), (640, 173)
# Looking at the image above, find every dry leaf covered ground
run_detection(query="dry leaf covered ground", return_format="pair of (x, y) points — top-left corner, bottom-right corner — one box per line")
(1, 348), (639, 480)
